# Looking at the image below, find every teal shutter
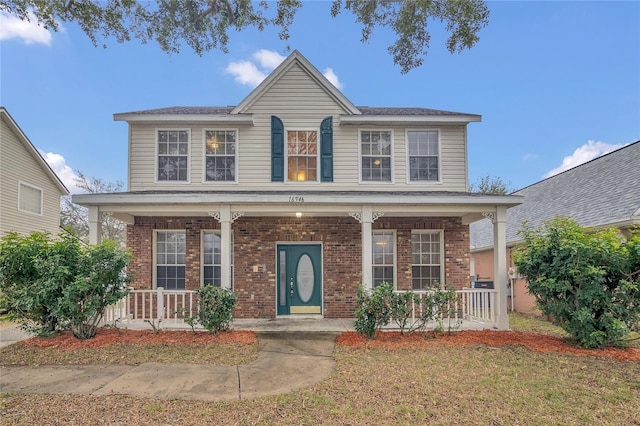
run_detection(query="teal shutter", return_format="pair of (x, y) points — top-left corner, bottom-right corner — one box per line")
(320, 116), (333, 182)
(271, 116), (284, 181)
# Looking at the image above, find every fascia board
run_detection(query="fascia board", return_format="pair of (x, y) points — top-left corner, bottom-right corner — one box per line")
(338, 115), (482, 125)
(73, 192), (523, 208)
(113, 113), (254, 125)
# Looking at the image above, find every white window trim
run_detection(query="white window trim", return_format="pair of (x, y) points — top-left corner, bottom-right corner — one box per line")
(284, 127), (321, 184)
(17, 181), (43, 216)
(155, 128), (191, 184)
(411, 229), (445, 291)
(201, 230), (234, 288)
(358, 129), (395, 184)
(372, 229), (397, 289)
(405, 128), (442, 185)
(201, 128), (239, 184)
(153, 230), (186, 290)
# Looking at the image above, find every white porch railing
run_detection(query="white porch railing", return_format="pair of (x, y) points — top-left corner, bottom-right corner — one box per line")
(100, 287), (198, 328)
(101, 287), (497, 329)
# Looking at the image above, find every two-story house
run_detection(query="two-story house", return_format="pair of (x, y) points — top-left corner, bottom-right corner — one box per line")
(1, 107), (69, 236)
(74, 51), (521, 329)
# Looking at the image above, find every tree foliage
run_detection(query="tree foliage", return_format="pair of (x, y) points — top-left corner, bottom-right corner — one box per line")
(0, 231), (131, 339)
(61, 171), (126, 245)
(1, 0), (490, 73)
(469, 174), (513, 194)
(513, 217), (640, 348)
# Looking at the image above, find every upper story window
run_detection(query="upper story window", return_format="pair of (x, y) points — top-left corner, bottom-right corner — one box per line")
(157, 130), (189, 182)
(407, 130), (439, 182)
(361, 130), (392, 182)
(18, 182), (42, 215)
(205, 130), (236, 182)
(287, 130), (318, 182)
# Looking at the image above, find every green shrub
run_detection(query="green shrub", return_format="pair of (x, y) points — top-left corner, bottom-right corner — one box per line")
(194, 285), (237, 333)
(513, 217), (640, 348)
(353, 283), (393, 338)
(0, 232), (131, 339)
(56, 240), (131, 339)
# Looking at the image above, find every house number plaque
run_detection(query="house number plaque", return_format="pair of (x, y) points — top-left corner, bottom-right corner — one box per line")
(288, 196), (305, 203)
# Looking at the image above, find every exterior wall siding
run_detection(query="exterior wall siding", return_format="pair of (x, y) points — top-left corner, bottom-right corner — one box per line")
(127, 215), (470, 318)
(127, 64), (468, 192)
(0, 116), (63, 236)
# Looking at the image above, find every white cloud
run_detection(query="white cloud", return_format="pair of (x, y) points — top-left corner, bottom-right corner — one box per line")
(225, 60), (267, 87)
(41, 151), (82, 194)
(225, 49), (343, 90)
(0, 11), (52, 46)
(543, 140), (625, 178)
(253, 49), (286, 71)
(522, 153), (538, 161)
(322, 67), (343, 90)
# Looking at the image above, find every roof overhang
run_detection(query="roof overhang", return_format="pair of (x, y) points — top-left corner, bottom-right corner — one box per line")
(113, 113), (255, 125)
(338, 114), (482, 126)
(73, 191), (523, 225)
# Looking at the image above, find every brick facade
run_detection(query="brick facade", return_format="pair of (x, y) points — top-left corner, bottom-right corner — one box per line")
(127, 215), (470, 319)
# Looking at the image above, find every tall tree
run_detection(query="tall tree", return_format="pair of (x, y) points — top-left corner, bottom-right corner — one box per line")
(469, 175), (513, 194)
(1, 0), (490, 73)
(60, 172), (126, 245)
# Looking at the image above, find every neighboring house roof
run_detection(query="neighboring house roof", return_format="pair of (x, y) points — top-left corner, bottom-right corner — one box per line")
(0, 107), (69, 195)
(470, 141), (640, 250)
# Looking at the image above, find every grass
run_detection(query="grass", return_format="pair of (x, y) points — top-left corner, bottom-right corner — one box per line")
(509, 312), (568, 336)
(1, 315), (639, 425)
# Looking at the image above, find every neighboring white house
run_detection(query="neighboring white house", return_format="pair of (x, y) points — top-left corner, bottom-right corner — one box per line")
(74, 51), (521, 328)
(470, 141), (640, 313)
(0, 107), (69, 236)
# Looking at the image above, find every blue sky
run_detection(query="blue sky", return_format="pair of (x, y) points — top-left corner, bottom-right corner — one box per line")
(1, 1), (638, 193)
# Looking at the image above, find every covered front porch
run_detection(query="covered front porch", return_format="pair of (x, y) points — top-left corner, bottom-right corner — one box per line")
(74, 190), (521, 330)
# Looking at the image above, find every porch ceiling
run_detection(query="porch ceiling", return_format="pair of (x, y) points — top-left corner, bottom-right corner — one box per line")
(73, 191), (522, 225)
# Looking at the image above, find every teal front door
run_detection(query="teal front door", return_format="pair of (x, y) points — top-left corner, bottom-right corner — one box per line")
(277, 244), (322, 315)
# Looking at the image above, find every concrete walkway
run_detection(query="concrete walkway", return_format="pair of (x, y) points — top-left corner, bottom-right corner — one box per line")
(0, 322), (343, 401)
(0, 331), (338, 401)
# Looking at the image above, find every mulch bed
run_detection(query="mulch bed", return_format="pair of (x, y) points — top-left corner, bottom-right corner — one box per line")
(18, 328), (640, 362)
(20, 328), (257, 350)
(336, 330), (640, 362)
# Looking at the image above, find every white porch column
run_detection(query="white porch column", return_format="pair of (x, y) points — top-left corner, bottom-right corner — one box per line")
(361, 206), (373, 290)
(219, 205), (232, 290)
(88, 206), (102, 245)
(493, 206), (509, 330)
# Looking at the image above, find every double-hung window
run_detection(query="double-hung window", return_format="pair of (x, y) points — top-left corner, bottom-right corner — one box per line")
(202, 231), (233, 288)
(287, 130), (318, 182)
(408, 130), (439, 182)
(411, 230), (443, 290)
(156, 231), (186, 290)
(18, 182), (43, 215)
(372, 230), (395, 288)
(205, 130), (236, 182)
(361, 130), (392, 182)
(157, 130), (189, 182)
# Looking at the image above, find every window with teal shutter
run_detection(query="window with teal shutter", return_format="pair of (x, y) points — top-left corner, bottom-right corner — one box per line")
(320, 116), (333, 182)
(271, 116), (284, 181)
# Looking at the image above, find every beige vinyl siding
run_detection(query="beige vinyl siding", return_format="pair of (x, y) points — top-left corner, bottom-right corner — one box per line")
(127, 63), (468, 192)
(0, 117), (63, 236)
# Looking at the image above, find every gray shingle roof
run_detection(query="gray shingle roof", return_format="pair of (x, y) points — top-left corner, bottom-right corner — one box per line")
(117, 106), (473, 117)
(470, 141), (640, 250)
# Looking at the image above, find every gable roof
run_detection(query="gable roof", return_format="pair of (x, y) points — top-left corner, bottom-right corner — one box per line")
(114, 51), (481, 125)
(231, 50), (360, 115)
(470, 141), (640, 250)
(0, 107), (69, 195)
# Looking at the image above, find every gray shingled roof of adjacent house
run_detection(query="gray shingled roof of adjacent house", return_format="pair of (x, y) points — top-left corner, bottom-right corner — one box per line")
(116, 106), (475, 117)
(470, 141), (640, 250)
